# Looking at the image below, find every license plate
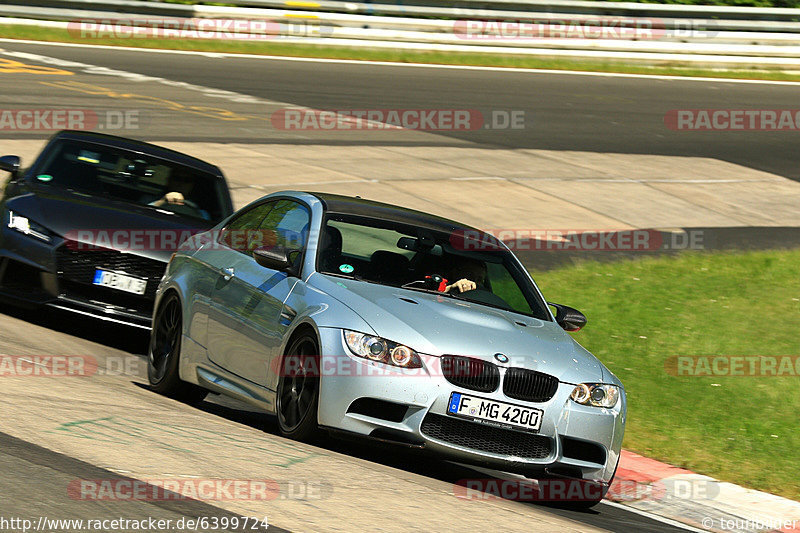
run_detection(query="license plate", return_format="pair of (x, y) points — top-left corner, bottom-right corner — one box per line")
(447, 392), (543, 432)
(92, 269), (147, 295)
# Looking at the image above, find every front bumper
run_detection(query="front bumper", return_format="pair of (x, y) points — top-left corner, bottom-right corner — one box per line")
(0, 227), (161, 328)
(316, 327), (625, 484)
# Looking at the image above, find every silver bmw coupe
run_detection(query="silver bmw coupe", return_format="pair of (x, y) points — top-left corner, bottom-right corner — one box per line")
(148, 191), (626, 507)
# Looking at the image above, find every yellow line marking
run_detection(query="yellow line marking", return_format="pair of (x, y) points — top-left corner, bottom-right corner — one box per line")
(39, 80), (266, 122)
(0, 58), (73, 75)
(285, 1), (320, 7)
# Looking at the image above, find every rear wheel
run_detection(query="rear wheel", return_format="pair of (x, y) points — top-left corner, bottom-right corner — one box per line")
(276, 333), (320, 441)
(148, 293), (207, 404)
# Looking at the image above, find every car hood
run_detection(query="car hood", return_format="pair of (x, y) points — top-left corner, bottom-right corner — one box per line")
(6, 189), (211, 262)
(308, 273), (606, 383)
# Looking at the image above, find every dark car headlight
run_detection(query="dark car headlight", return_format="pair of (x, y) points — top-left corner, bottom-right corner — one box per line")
(570, 383), (620, 408)
(7, 210), (52, 243)
(343, 330), (422, 369)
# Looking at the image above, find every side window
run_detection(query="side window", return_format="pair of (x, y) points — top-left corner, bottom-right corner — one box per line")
(258, 200), (310, 253)
(219, 202), (275, 254)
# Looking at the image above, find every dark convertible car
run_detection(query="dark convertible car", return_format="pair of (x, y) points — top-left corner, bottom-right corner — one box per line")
(0, 130), (233, 328)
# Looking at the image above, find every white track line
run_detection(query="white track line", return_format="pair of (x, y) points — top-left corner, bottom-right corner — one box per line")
(3, 37), (800, 86)
(464, 465), (705, 532)
(599, 500), (709, 532)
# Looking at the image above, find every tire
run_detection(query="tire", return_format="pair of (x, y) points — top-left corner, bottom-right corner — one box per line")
(276, 333), (320, 441)
(148, 293), (207, 404)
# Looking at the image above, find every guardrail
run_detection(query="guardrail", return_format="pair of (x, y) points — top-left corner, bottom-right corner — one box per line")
(3, 0), (800, 69)
(16, 0), (800, 30)
(161, 0), (800, 21)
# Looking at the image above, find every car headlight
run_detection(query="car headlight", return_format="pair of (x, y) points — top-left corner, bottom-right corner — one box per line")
(343, 330), (422, 369)
(7, 210), (51, 242)
(570, 383), (620, 408)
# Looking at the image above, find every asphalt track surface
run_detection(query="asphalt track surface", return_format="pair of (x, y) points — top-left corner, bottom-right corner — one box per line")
(0, 429), (288, 533)
(3, 41), (800, 180)
(0, 39), (789, 532)
(0, 306), (690, 533)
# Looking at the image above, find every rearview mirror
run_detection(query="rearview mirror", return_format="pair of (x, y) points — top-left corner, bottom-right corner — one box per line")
(253, 245), (297, 274)
(397, 236), (435, 251)
(548, 302), (587, 332)
(0, 155), (21, 176)
(397, 236), (442, 255)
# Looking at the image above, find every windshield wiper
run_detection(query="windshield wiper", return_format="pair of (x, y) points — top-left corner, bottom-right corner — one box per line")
(325, 271), (379, 284)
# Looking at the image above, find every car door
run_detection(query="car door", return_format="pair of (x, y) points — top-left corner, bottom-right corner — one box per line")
(206, 199), (310, 386)
(187, 201), (275, 346)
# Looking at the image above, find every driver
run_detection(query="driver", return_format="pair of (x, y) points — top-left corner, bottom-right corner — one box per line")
(149, 170), (210, 220)
(444, 257), (487, 294)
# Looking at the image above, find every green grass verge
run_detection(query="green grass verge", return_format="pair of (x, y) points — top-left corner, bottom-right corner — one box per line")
(5, 24), (800, 82)
(532, 249), (800, 500)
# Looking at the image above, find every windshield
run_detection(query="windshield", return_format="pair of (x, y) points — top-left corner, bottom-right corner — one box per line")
(317, 214), (551, 321)
(32, 140), (228, 222)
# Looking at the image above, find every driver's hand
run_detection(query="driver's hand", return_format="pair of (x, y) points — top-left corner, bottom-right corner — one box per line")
(445, 278), (476, 293)
(152, 192), (185, 207)
(163, 191), (185, 205)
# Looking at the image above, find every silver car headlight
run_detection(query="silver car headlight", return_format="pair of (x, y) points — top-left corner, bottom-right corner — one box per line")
(570, 383), (620, 408)
(343, 330), (422, 369)
(7, 210), (51, 242)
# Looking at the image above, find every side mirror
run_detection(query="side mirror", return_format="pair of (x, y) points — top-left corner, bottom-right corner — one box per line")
(0, 155), (21, 177)
(253, 245), (297, 275)
(548, 302), (587, 332)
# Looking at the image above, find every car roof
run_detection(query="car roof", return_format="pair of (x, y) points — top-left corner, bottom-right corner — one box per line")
(307, 191), (482, 234)
(52, 130), (223, 177)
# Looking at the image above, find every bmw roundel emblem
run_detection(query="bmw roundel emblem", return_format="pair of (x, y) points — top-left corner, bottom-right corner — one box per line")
(494, 353), (509, 363)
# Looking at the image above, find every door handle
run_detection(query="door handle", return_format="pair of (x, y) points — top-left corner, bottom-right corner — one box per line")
(221, 267), (234, 281)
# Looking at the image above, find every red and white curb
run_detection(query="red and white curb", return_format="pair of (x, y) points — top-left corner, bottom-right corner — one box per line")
(608, 450), (800, 533)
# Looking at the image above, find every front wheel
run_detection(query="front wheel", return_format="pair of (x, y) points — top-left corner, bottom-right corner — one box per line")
(148, 293), (207, 404)
(276, 333), (320, 441)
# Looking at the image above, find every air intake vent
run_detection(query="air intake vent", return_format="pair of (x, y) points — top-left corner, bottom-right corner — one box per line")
(560, 436), (606, 465)
(347, 398), (408, 423)
(421, 414), (553, 459)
